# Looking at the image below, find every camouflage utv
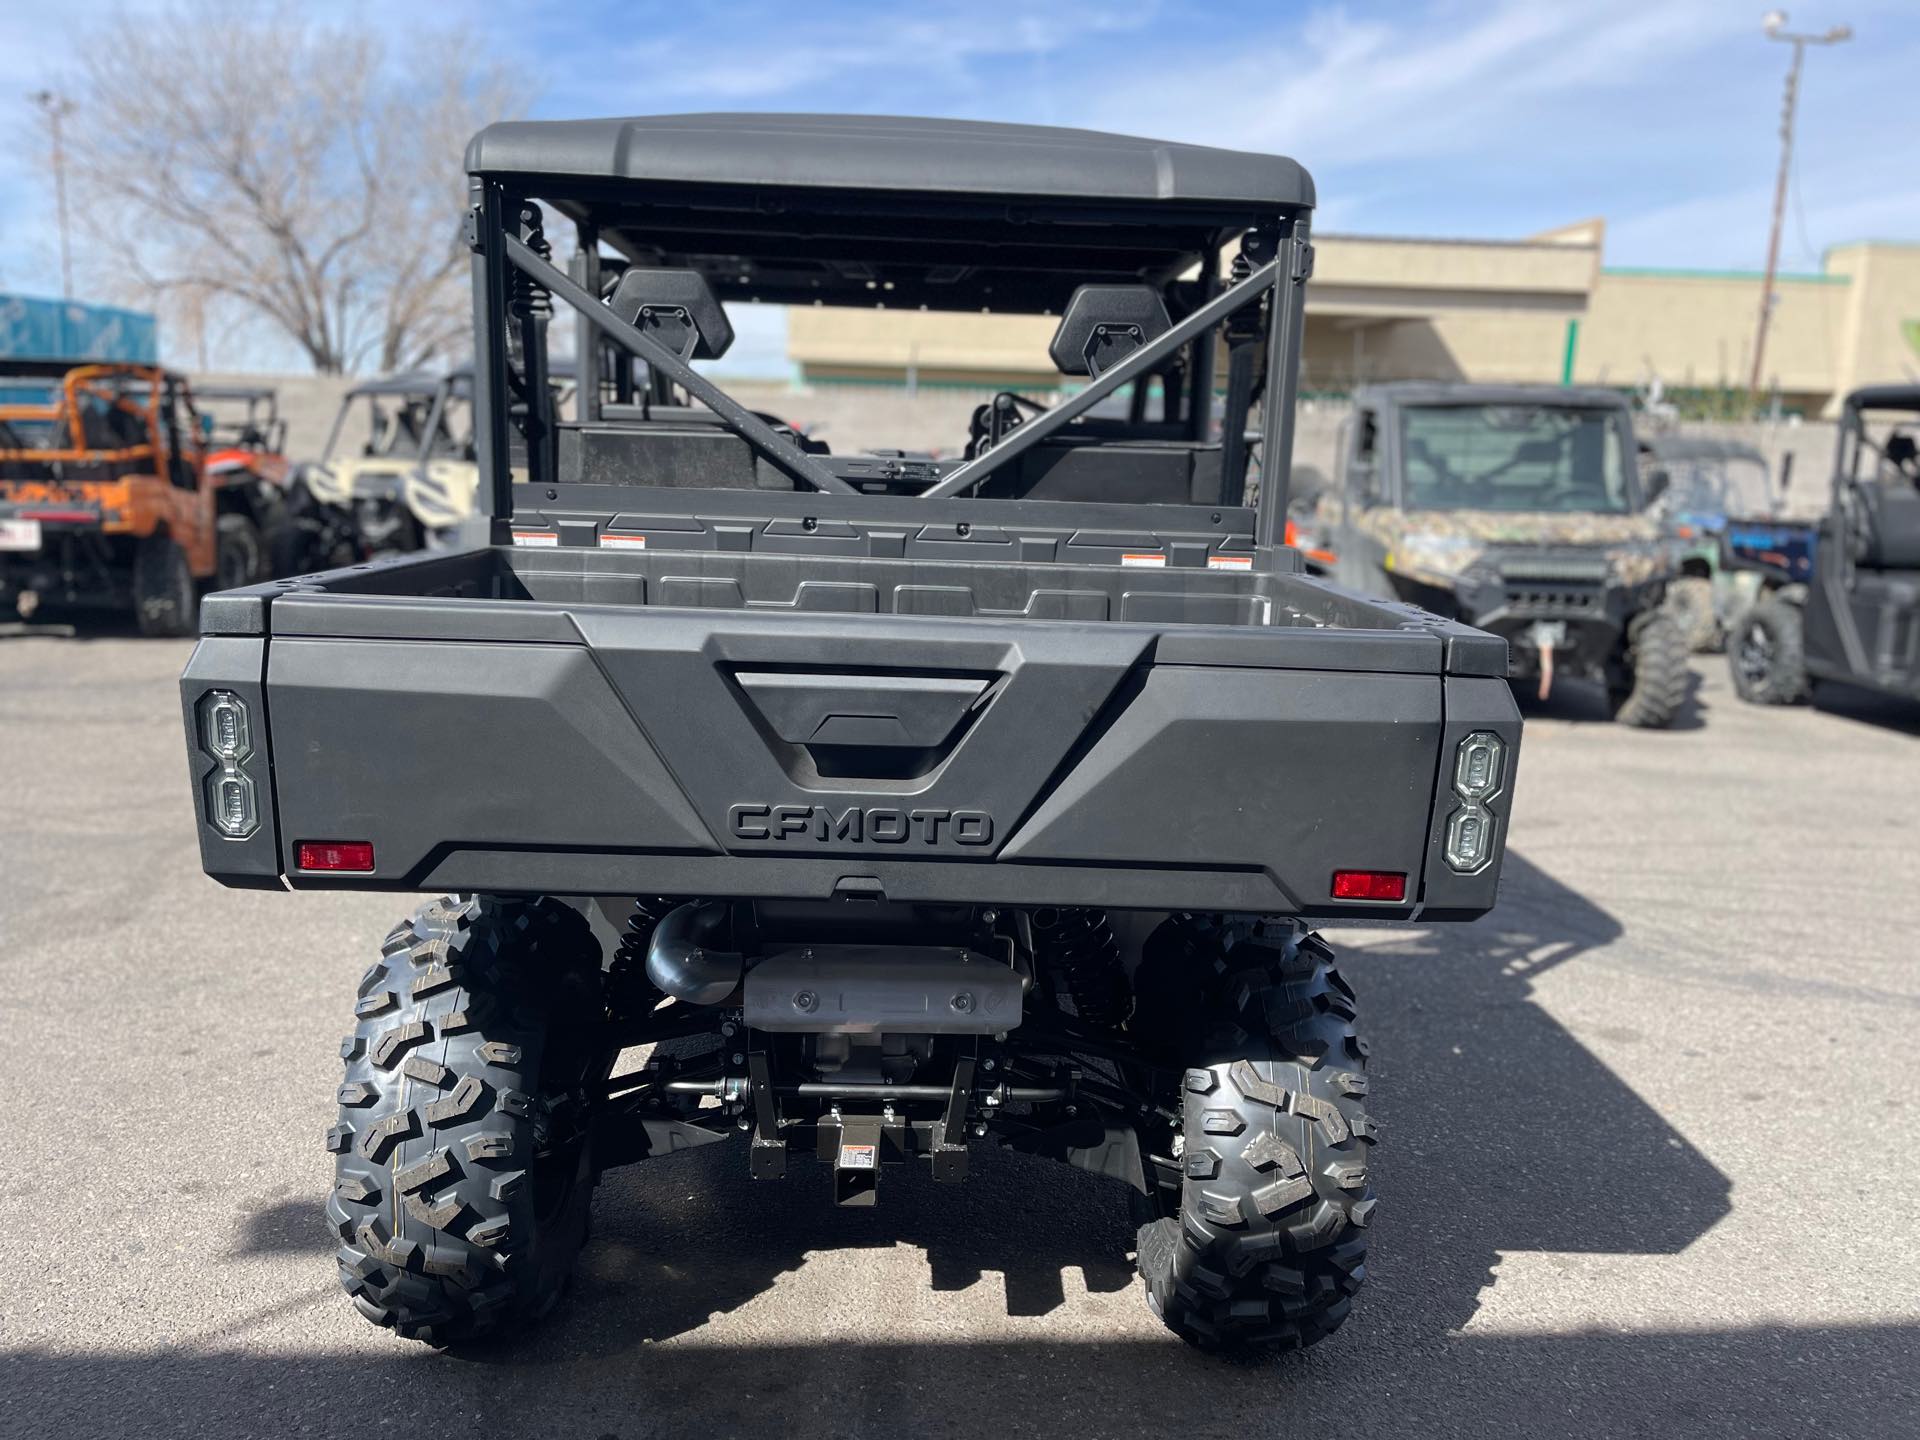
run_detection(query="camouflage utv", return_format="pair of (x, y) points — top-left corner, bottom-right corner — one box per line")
(1295, 382), (1689, 726)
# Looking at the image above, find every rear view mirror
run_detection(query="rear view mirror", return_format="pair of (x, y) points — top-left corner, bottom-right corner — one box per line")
(1643, 468), (1670, 507)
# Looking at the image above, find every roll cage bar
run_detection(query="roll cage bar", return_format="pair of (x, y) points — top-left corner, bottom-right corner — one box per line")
(0, 363), (202, 479)
(196, 385), (288, 454)
(318, 372), (473, 469)
(1837, 389), (1920, 488)
(464, 173), (1314, 557)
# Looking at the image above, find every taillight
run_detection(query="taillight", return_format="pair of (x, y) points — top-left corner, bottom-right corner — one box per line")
(1331, 869), (1406, 902)
(297, 841), (374, 872)
(196, 690), (258, 840)
(1444, 730), (1507, 873)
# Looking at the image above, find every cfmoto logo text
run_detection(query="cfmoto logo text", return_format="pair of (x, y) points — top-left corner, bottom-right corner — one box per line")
(729, 803), (993, 846)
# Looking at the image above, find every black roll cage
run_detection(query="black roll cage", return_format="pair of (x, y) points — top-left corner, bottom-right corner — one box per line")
(464, 173), (1314, 557)
(196, 385), (288, 454)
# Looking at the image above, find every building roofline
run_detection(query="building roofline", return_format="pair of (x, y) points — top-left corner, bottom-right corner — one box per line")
(1601, 265), (1849, 285)
(1316, 231), (1596, 253)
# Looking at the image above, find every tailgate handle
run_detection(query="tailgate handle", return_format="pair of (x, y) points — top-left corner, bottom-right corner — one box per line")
(735, 672), (990, 750)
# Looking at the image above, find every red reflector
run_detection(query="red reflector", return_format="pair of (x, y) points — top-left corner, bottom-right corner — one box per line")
(298, 841), (375, 873)
(1331, 869), (1406, 902)
(21, 508), (99, 524)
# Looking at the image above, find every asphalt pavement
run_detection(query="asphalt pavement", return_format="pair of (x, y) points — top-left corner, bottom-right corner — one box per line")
(2, 630), (1917, 1440)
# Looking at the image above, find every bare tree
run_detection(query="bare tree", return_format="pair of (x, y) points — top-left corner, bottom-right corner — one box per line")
(56, 1), (523, 374)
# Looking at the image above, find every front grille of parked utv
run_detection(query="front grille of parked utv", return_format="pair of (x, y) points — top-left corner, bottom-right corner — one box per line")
(1494, 555), (1609, 615)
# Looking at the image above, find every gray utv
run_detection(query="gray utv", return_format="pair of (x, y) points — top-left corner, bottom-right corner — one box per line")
(1728, 384), (1920, 707)
(180, 115), (1521, 1356)
(1294, 383), (1689, 725)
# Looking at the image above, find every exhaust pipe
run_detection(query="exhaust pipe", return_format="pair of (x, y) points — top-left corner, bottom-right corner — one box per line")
(645, 900), (744, 1005)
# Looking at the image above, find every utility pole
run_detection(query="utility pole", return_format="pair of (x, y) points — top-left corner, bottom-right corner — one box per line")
(30, 90), (77, 301)
(1749, 11), (1850, 404)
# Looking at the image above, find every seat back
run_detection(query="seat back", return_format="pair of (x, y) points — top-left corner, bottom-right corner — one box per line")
(1859, 483), (1920, 570)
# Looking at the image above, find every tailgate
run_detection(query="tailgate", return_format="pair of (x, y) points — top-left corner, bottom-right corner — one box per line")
(182, 599), (1518, 917)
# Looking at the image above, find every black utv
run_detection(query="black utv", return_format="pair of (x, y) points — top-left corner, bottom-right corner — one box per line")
(1729, 384), (1920, 707)
(1294, 383), (1690, 726)
(180, 114), (1521, 1356)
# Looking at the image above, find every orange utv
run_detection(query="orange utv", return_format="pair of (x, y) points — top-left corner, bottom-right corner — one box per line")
(0, 363), (272, 635)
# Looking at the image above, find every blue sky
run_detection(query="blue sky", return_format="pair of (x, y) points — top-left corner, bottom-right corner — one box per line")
(3, 0), (1915, 371)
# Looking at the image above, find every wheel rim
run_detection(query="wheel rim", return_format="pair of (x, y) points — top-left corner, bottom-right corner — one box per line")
(1735, 623), (1774, 688)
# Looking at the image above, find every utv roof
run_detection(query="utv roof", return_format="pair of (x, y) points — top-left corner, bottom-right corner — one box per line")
(346, 358), (587, 400)
(1844, 384), (1920, 412)
(0, 358), (175, 382)
(1355, 382), (1631, 410)
(467, 116), (1310, 313)
(194, 383), (279, 403)
(346, 368), (472, 400)
(466, 114), (1314, 210)
(0, 357), (98, 380)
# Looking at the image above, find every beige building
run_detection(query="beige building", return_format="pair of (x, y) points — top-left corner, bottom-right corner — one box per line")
(785, 222), (1920, 417)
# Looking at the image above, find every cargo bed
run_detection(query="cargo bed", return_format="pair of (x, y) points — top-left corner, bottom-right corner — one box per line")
(183, 530), (1518, 919)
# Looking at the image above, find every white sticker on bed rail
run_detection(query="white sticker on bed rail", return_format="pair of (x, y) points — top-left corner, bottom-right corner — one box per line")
(1120, 552), (1166, 568)
(511, 530), (559, 548)
(1207, 554), (1253, 570)
(598, 534), (648, 550)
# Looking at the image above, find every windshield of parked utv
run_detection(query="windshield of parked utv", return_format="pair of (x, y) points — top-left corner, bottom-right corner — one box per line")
(1661, 453), (1774, 518)
(364, 395), (471, 461)
(1400, 404), (1632, 514)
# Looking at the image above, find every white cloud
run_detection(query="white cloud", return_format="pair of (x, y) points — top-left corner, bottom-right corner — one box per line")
(555, 2), (1162, 112)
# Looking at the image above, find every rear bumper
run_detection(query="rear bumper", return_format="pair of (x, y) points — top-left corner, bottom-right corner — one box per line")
(0, 516), (127, 610)
(181, 549), (1521, 919)
(0, 500), (105, 527)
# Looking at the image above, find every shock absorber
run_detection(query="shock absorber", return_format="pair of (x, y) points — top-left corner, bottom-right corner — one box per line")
(608, 897), (677, 1015)
(1030, 908), (1130, 1030)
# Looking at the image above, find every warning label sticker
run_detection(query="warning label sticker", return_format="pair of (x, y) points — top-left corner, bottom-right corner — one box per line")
(838, 1143), (879, 1171)
(598, 533), (648, 550)
(1120, 552), (1167, 568)
(510, 530), (558, 548)
(1207, 554), (1253, 570)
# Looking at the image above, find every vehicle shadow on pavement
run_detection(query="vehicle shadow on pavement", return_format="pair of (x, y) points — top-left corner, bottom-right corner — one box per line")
(10, 1321), (1917, 1439)
(15, 850), (1890, 1440)
(1343, 848), (1732, 1334)
(0, 613), (149, 643)
(1516, 670), (1708, 730)
(214, 848), (1731, 1356)
(1809, 680), (1920, 737)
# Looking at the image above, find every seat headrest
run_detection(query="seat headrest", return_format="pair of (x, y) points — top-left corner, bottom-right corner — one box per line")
(1049, 284), (1172, 378)
(608, 268), (735, 361)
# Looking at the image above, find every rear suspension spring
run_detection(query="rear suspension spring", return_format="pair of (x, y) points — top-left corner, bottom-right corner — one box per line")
(608, 897), (677, 1015)
(1031, 907), (1130, 1030)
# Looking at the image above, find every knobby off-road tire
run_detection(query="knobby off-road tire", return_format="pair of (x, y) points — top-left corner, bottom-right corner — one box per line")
(1610, 607), (1690, 728)
(328, 895), (606, 1346)
(1132, 916), (1375, 1354)
(1728, 595), (1811, 705)
(1665, 575), (1720, 653)
(215, 512), (266, 590)
(131, 533), (196, 637)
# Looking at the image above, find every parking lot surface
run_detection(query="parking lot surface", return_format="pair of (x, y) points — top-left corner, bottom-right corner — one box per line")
(2, 633), (1917, 1440)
